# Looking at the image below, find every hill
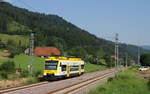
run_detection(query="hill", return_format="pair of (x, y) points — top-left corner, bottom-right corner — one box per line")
(142, 45), (150, 50)
(0, 2), (150, 63)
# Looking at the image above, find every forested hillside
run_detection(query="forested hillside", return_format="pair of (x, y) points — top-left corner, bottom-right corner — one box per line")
(0, 2), (149, 63)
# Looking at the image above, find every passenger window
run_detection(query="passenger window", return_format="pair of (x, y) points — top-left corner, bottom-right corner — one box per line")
(61, 65), (66, 71)
(70, 66), (79, 71)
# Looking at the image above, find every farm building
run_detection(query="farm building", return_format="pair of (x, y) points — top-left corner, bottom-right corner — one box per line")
(34, 47), (61, 58)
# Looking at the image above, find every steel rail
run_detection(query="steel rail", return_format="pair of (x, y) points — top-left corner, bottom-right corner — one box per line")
(47, 71), (115, 94)
(0, 81), (49, 94)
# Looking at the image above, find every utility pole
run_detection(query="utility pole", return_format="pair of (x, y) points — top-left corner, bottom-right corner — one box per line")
(115, 42), (117, 68)
(115, 33), (119, 70)
(125, 53), (128, 67)
(137, 47), (140, 65)
(29, 33), (34, 74)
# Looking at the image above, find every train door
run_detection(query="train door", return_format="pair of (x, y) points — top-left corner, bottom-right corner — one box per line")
(79, 64), (81, 75)
(66, 64), (70, 77)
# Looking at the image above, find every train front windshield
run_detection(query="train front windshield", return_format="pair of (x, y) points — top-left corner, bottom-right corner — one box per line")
(45, 61), (58, 70)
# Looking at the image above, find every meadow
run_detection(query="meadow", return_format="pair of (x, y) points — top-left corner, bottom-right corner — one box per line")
(85, 63), (108, 73)
(13, 54), (45, 73)
(0, 33), (29, 47)
(88, 68), (150, 94)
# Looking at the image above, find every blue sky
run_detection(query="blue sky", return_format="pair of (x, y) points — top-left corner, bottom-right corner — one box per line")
(5, 0), (150, 46)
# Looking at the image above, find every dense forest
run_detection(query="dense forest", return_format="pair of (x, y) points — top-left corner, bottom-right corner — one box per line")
(0, 2), (150, 64)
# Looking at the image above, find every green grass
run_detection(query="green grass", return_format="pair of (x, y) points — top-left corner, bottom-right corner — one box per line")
(85, 63), (108, 73)
(13, 54), (44, 73)
(8, 21), (32, 33)
(22, 76), (39, 85)
(88, 69), (150, 94)
(0, 33), (29, 47)
(0, 59), (9, 65)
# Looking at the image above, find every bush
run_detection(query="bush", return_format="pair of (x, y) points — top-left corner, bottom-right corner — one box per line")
(25, 77), (39, 85)
(0, 61), (16, 73)
(20, 70), (29, 77)
(0, 61), (16, 79)
(148, 79), (150, 90)
(35, 71), (42, 77)
(107, 77), (114, 82)
(0, 71), (8, 79)
(140, 54), (150, 66)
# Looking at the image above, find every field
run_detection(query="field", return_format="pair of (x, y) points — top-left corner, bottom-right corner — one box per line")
(13, 54), (45, 73)
(88, 68), (150, 94)
(85, 63), (108, 73)
(0, 33), (29, 47)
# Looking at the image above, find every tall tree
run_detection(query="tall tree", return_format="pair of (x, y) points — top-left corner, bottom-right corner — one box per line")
(140, 54), (150, 66)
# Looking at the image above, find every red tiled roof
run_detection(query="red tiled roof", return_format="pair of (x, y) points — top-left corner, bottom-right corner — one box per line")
(34, 47), (61, 56)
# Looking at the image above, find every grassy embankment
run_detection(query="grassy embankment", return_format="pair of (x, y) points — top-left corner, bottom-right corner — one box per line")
(85, 63), (108, 73)
(88, 67), (150, 94)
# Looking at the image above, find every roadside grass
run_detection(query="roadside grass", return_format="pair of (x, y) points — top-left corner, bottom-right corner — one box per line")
(88, 69), (150, 94)
(21, 76), (39, 85)
(0, 77), (38, 88)
(85, 63), (108, 73)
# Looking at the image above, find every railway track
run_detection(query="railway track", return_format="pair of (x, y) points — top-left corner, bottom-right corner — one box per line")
(0, 81), (49, 94)
(0, 68), (122, 94)
(48, 71), (115, 94)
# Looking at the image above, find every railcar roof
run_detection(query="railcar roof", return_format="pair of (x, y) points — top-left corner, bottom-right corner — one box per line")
(45, 56), (83, 61)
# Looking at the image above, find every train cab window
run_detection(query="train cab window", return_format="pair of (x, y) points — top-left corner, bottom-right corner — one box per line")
(61, 65), (66, 71)
(45, 61), (58, 70)
(81, 65), (84, 69)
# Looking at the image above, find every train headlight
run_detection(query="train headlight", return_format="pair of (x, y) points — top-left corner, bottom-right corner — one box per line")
(43, 73), (47, 76)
